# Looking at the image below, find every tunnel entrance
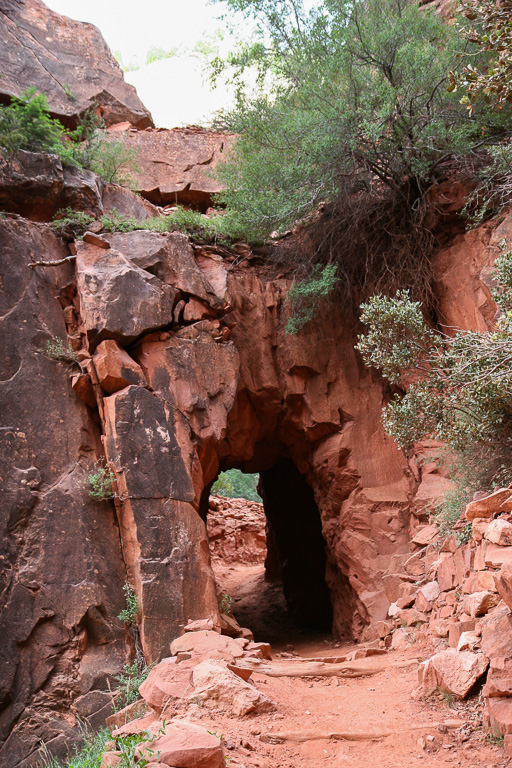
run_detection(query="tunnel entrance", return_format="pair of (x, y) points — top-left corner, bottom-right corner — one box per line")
(206, 459), (333, 646)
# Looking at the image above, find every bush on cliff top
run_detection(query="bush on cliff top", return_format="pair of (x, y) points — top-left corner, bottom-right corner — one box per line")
(0, 89), (138, 186)
(211, 0), (512, 320)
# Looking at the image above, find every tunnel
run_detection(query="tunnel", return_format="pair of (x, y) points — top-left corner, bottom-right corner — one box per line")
(206, 456), (334, 643)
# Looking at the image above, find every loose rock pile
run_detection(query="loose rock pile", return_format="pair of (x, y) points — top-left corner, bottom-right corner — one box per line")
(379, 486), (512, 754)
(207, 496), (267, 565)
(100, 626), (274, 768)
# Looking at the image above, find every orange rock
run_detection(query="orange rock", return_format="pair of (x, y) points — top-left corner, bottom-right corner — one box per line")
(418, 650), (489, 698)
(485, 518), (512, 546)
(170, 631), (246, 662)
(191, 660), (276, 716)
(496, 563), (512, 611)
(93, 340), (147, 394)
(138, 659), (194, 715)
(463, 591), (500, 618)
(465, 489), (512, 522)
(137, 720), (225, 768)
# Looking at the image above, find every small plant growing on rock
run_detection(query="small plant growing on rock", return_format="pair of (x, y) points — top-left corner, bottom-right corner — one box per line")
(118, 582), (139, 625)
(285, 264), (339, 334)
(218, 592), (233, 615)
(51, 208), (94, 239)
(39, 336), (78, 364)
(86, 459), (116, 502)
(113, 659), (153, 712)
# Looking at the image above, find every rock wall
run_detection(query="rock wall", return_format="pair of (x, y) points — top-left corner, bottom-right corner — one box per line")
(0, 0), (153, 128)
(3, 187), (508, 764)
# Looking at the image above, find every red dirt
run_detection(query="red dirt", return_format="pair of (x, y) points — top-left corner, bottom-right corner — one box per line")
(206, 561), (509, 768)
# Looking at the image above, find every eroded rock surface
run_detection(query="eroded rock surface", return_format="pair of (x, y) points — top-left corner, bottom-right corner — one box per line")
(0, 0), (153, 128)
(110, 127), (234, 208)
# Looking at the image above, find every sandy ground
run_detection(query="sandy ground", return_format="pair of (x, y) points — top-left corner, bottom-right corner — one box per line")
(204, 561), (510, 768)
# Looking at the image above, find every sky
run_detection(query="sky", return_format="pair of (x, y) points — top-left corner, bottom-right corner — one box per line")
(44, 0), (240, 127)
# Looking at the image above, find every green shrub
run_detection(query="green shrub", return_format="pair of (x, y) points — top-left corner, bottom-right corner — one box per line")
(356, 241), (512, 515)
(448, 0), (512, 112)
(113, 660), (152, 711)
(117, 582), (139, 625)
(0, 92), (140, 188)
(37, 727), (110, 768)
(218, 593), (234, 615)
(285, 264), (339, 334)
(86, 460), (115, 502)
(51, 208), (95, 238)
(212, 0), (510, 247)
(0, 87), (65, 158)
(40, 336), (79, 364)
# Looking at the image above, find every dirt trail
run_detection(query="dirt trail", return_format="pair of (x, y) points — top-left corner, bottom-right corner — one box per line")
(207, 561), (508, 768)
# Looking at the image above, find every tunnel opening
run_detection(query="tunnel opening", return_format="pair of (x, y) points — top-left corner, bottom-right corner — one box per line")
(206, 458), (334, 647)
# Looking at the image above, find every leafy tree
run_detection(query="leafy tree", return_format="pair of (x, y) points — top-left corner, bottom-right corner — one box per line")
(213, 0), (509, 239)
(210, 0), (512, 326)
(449, 0), (512, 112)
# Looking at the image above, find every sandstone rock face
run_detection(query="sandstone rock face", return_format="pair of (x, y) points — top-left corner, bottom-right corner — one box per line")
(0, 219), (126, 767)
(75, 240), (178, 350)
(0, 0), (153, 128)
(111, 127), (234, 208)
(0, 150), (104, 220)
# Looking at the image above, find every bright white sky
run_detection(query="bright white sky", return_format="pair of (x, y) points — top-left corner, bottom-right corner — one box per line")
(44, 0), (241, 127)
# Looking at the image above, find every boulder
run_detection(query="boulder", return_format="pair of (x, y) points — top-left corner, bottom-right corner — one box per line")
(486, 697), (512, 737)
(395, 608), (429, 626)
(418, 650), (489, 698)
(93, 340), (147, 394)
(471, 518), (490, 542)
(462, 570), (497, 594)
(75, 240), (178, 350)
(170, 631), (246, 662)
(137, 720), (225, 768)
(415, 581), (440, 613)
(1, 0), (152, 128)
(138, 659), (194, 715)
(483, 657), (512, 698)
(485, 518), (512, 546)
(484, 544), (512, 569)
(481, 607), (512, 659)
(495, 563), (512, 611)
(411, 525), (439, 547)
(457, 631), (481, 652)
(191, 660), (276, 716)
(465, 489), (512, 521)
(463, 591), (500, 618)
(0, 150), (104, 220)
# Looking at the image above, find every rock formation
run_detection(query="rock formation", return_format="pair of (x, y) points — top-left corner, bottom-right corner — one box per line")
(0, 0), (153, 128)
(1, 2), (510, 765)
(107, 126), (234, 210)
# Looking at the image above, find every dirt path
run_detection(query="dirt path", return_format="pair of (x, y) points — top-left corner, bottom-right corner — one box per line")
(206, 562), (509, 767)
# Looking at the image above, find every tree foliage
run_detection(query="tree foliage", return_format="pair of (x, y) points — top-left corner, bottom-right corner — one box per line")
(449, 0), (512, 111)
(356, 241), (512, 468)
(213, 0), (510, 243)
